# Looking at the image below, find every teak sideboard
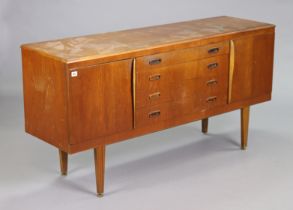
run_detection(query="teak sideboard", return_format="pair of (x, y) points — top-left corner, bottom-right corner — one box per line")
(21, 16), (275, 197)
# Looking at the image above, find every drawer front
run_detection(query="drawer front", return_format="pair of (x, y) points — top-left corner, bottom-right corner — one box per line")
(136, 55), (228, 90)
(136, 78), (203, 108)
(136, 41), (229, 71)
(135, 97), (202, 128)
(136, 75), (227, 108)
(199, 41), (229, 58)
(136, 91), (227, 128)
(198, 54), (229, 78)
(136, 55), (229, 108)
(136, 61), (199, 90)
(136, 48), (199, 71)
(204, 94), (227, 109)
(136, 74), (228, 127)
(200, 73), (228, 109)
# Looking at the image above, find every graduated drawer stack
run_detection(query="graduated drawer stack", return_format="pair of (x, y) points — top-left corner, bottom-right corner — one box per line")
(135, 41), (230, 127)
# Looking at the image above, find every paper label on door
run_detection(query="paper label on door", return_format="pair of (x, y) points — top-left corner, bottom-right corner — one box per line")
(71, 71), (78, 77)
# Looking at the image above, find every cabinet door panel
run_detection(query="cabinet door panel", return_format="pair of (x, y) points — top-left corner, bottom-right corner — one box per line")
(230, 36), (254, 103)
(230, 32), (274, 103)
(69, 59), (133, 144)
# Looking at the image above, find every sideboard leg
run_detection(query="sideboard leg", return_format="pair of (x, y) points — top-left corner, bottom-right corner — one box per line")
(201, 118), (209, 134)
(94, 145), (106, 197)
(241, 106), (250, 150)
(59, 149), (68, 175)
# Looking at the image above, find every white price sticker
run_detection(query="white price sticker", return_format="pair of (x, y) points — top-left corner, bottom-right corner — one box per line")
(71, 71), (78, 77)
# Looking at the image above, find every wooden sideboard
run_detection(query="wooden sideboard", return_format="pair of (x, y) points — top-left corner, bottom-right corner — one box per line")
(21, 16), (275, 197)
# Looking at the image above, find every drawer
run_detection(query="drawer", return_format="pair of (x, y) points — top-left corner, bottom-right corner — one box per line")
(136, 48), (199, 71)
(203, 93), (227, 109)
(136, 78), (203, 108)
(135, 92), (227, 128)
(136, 61), (199, 91)
(198, 54), (229, 78)
(199, 41), (229, 59)
(136, 55), (228, 91)
(136, 41), (229, 71)
(202, 75), (228, 109)
(135, 97), (203, 128)
(205, 75), (228, 95)
(136, 66), (228, 108)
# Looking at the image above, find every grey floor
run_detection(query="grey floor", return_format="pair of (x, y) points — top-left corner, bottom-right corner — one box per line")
(1, 88), (293, 210)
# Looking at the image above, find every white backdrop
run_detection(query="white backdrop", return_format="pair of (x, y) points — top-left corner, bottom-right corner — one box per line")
(0, 0), (293, 210)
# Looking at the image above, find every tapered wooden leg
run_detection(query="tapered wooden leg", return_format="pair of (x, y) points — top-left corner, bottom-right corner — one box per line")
(59, 149), (68, 176)
(94, 145), (106, 197)
(201, 118), (209, 134)
(241, 106), (250, 150)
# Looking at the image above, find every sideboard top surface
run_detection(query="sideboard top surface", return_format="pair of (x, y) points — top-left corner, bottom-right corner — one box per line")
(21, 16), (274, 63)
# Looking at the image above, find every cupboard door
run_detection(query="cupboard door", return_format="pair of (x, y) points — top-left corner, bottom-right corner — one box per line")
(229, 32), (274, 103)
(69, 59), (133, 144)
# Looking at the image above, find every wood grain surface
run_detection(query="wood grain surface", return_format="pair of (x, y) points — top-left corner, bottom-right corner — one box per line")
(21, 16), (275, 196)
(22, 48), (69, 151)
(68, 59), (134, 144)
(21, 16), (275, 154)
(21, 16), (273, 63)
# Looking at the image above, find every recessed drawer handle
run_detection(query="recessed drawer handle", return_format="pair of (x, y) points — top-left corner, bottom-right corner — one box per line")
(149, 58), (162, 65)
(149, 92), (161, 100)
(206, 96), (217, 103)
(149, 74), (161, 81)
(206, 79), (218, 86)
(208, 47), (220, 54)
(207, 62), (218, 70)
(149, 110), (161, 118)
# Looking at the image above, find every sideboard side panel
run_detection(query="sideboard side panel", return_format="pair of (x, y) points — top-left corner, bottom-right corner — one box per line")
(21, 48), (69, 151)
(252, 32), (275, 97)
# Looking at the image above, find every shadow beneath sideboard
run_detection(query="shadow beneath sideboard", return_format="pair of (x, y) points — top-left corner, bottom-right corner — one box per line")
(105, 126), (241, 195)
